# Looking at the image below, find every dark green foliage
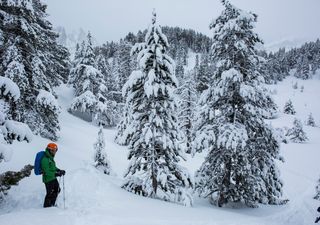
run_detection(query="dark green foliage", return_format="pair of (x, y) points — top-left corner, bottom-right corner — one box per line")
(0, 164), (33, 201)
(283, 99), (296, 115)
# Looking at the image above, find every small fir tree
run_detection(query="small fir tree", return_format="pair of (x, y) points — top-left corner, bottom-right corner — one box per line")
(315, 176), (320, 200)
(306, 113), (316, 127)
(283, 100), (296, 115)
(93, 125), (111, 175)
(286, 118), (308, 143)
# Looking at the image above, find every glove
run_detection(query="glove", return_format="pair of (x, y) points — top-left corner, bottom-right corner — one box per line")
(55, 169), (66, 177)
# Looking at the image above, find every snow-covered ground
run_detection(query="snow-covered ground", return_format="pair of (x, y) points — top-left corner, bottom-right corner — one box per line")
(0, 75), (320, 225)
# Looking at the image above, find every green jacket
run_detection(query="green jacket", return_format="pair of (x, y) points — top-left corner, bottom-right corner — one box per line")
(41, 149), (58, 183)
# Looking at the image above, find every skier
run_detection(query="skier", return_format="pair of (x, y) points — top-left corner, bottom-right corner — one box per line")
(41, 143), (66, 208)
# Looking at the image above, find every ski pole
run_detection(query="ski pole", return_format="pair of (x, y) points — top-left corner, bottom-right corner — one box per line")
(62, 175), (65, 209)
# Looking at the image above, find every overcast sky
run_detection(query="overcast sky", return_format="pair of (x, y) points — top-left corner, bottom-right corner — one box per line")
(43, 0), (320, 44)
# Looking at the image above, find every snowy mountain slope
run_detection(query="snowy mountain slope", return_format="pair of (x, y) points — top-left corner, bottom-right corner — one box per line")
(264, 37), (314, 53)
(0, 75), (320, 225)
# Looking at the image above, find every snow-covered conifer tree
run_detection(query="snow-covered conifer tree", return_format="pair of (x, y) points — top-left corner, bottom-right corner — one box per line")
(121, 11), (193, 206)
(283, 99), (296, 115)
(36, 90), (61, 140)
(116, 40), (134, 93)
(0, 0), (70, 140)
(0, 76), (33, 200)
(177, 70), (197, 154)
(114, 76), (135, 146)
(315, 176), (320, 200)
(295, 56), (310, 80)
(306, 113), (316, 127)
(93, 125), (111, 175)
(196, 53), (210, 93)
(0, 77), (33, 153)
(286, 118), (308, 143)
(194, 0), (284, 207)
(69, 33), (117, 127)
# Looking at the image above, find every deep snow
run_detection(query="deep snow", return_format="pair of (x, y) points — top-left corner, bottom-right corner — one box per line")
(0, 75), (320, 225)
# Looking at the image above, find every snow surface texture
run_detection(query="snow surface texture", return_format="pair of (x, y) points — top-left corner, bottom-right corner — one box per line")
(0, 74), (320, 224)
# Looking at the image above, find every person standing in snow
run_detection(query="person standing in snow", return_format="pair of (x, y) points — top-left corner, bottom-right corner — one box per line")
(41, 143), (66, 208)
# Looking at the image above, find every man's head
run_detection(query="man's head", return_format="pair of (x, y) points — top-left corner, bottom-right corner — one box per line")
(47, 143), (58, 156)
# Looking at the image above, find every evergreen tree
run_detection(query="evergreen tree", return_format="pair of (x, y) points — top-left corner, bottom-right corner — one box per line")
(286, 118), (308, 143)
(307, 113), (316, 127)
(295, 55), (310, 80)
(93, 125), (111, 175)
(196, 53), (210, 93)
(36, 90), (61, 140)
(116, 40), (134, 94)
(175, 57), (185, 83)
(283, 99), (296, 115)
(0, 76), (33, 202)
(0, 0), (70, 140)
(315, 176), (320, 200)
(0, 165), (33, 201)
(194, 0), (284, 207)
(0, 76), (33, 150)
(69, 33), (117, 127)
(177, 70), (197, 154)
(114, 80), (134, 146)
(121, 11), (193, 206)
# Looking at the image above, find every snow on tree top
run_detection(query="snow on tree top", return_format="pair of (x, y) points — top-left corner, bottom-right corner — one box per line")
(36, 90), (59, 110)
(0, 0), (34, 12)
(0, 76), (20, 100)
(217, 123), (248, 150)
(210, 1), (256, 34)
(221, 68), (243, 83)
(4, 120), (33, 142)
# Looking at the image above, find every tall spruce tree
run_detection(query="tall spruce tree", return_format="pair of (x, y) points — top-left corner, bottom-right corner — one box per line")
(121, 11), (193, 206)
(177, 70), (197, 154)
(194, 0), (284, 207)
(0, 0), (70, 140)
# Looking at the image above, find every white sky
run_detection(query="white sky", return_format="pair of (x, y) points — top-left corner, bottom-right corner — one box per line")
(43, 0), (320, 44)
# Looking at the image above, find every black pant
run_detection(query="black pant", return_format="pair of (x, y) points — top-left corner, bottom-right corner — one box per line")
(44, 179), (60, 208)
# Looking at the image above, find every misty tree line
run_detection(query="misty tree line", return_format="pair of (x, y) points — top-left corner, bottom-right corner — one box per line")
(1, 0), (320, 207)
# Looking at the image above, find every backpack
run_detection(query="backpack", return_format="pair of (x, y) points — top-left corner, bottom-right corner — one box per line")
(34, 151), (45, 175)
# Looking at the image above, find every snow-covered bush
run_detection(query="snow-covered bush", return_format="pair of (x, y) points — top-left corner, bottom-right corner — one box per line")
(283, 99), (296, 115)
(286, 118), (308, 143)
